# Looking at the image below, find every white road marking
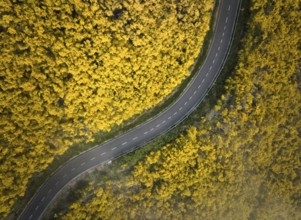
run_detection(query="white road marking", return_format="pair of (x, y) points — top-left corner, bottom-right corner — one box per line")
(202, 79), (205, 83)
(144, 131), (148, 134)
(184, 102), (188, 106)
(222, 32), (225, 36)
(215, 53), (218, 57)
(206, 72), (209, 77)
(168, 116), (172, 120)
(122, 142), (127, 145)
(41, 197), (45, 202)
(101, 152), (106, 156)
(81, 162), (85, 166)
(162, 120), (166, 124)
(174, 112), (178, 116)
(112, 147), (117, 151)
(189, 96), (193, 100)
(179, 107), (183, 111)
(198, 85), (201, 89)
(218, 46), (221, 51)
(224, 25), (227, 30)
(156, 124), (160, 128)
(29, 215), (33, 219)
(213, 59), (215, 64)
(194, 91), (197, 95)
(150, 128), (154, 131)
(220, 39), (223, 44)
(22, 9), (237, 213)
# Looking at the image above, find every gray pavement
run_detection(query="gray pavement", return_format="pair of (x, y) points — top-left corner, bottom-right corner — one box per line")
(18, 0), (241, 219)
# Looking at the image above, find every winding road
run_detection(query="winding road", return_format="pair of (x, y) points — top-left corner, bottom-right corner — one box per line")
(19, 0), (241, 219)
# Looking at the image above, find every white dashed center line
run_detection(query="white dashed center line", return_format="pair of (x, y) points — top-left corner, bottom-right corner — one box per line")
(23, 7), (239, 218)
(173, 112), (178, 116)
(224, 25), (227, 30)
(218, 46), (221, 51)
(222, 32), (225, 36)
(209, 66), (212, 70)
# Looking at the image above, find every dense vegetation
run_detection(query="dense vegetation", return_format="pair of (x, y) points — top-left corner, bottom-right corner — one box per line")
(0, 0), (214, 217)
(55, 0), (301, 219)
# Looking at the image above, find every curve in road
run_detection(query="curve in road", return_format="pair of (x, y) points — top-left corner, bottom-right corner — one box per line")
(19, 0), (241, 219)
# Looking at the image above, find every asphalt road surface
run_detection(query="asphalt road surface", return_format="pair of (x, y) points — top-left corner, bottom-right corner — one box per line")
(19, 0), (241, 219)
